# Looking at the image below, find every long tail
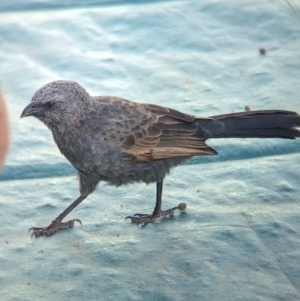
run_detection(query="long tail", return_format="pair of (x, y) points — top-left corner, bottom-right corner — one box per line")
(196, 110), (300, 139)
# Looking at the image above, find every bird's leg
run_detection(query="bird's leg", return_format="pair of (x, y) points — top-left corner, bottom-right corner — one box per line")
(126, 181), (187, 224)
(29, 194), (87, 238)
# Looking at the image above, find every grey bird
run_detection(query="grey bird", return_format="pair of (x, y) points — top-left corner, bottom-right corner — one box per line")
(21, 80), (300, 237)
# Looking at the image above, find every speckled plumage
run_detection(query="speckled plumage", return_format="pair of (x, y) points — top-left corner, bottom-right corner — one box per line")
(21, 80), (300, 237)
(27, 80), (214, 194)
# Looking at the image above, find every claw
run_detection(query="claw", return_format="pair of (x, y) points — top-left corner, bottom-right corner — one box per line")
(29, 218), (82, 238)
(126, 203), (187, 225)
(73, 219), (82, 226)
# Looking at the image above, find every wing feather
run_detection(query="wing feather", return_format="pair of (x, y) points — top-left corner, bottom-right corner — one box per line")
(121, 103), (216, 161)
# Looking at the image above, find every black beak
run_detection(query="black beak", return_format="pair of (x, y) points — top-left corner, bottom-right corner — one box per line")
(20, 102), (41, 118)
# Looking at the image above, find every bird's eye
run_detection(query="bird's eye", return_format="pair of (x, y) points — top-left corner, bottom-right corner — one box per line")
(45, 102), (54, 109)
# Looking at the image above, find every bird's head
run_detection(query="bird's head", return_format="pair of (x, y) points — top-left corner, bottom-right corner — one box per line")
(20, 80), (91, 129)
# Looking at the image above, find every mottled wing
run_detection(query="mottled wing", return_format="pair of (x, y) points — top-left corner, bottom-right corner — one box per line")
(120, 102), (217, 161)
(93, 96), (161, 161)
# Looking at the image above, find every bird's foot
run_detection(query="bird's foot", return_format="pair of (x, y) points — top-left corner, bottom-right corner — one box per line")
(29, 218), (82, 238)
(126, 203), (187, 225)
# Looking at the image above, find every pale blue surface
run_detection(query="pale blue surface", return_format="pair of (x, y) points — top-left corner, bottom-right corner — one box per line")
(0, 1), (300, 300)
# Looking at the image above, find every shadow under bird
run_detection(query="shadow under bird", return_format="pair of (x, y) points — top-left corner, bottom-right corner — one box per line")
(20, 80), (300, 237)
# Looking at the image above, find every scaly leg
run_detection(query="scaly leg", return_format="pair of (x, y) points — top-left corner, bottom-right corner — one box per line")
(126, 181), (187, 225)
(29, 194), (87, 237)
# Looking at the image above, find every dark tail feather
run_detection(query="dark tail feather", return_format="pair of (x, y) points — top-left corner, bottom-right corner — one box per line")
(196, 110), (300, 139)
